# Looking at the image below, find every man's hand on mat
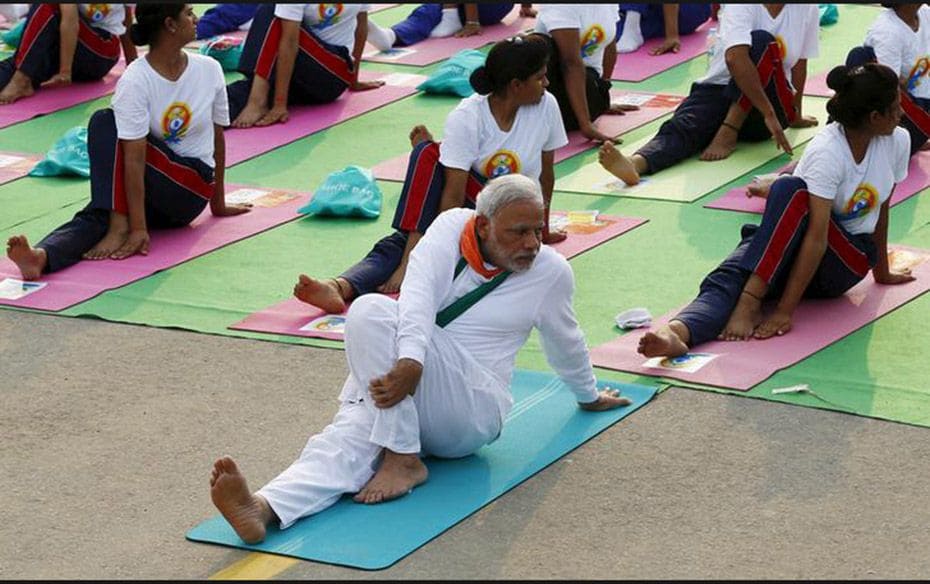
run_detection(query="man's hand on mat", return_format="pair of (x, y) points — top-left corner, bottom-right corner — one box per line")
(41, 71), (72, 88)
(255, 106), (289, 127)
(765, 113), (793, 156)
(369, 358), (423, 408)
(454, 23), (481, 38)
(110, 229), (150, 260)
(789, 115), (819, 129)
(874, 267), (916, 286)
(212, 203), (252, 217)
(581, 124), (620, 144)
(351, 79), (386, 92)
(579, 388), (632, 411)
(606, 103), (639, 116)
(650, 37), (681, 55)
(753, 309), (792, 339)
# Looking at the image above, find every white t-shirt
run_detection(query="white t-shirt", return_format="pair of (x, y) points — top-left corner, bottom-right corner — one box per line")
(792, 123), (910, 235)
(865, 6), (930, 100)
(111, 53), (230, 168)
(79, 3), (126, 36)
(273, 3), (370, 49)
(534, 4), (618, 76)
(439, 91), (568, 185)
(700, 4), (819, 87)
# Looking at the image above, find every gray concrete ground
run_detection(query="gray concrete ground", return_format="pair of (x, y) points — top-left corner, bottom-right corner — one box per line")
(3, 308), (930, 579)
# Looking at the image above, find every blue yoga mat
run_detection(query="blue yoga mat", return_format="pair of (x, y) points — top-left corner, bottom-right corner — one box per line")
(186, 369), (657, 570)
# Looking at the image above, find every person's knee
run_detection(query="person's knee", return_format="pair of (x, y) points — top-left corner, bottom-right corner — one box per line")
(767, 175), (809, 209)
(88, 107), (116, 132)
(346, 294), (398, 328)
(748, 29), (777, 63)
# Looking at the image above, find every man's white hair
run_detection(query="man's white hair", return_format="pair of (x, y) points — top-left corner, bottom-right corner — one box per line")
(475, 174), (543, 219)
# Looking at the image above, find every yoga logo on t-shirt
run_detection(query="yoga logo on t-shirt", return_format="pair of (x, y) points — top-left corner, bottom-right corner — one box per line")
(315, 4), (344, 28)
(483, 150), (521, 178)
(580, 25), (606, 58)
(840, 183), (878, 221)
(162, 102), (192, 144)
(84, 4), (110, 23)
(907, 57), (930, 92)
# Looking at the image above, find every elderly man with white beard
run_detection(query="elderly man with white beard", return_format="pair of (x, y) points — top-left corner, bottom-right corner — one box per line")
(208, 173), (631, 544)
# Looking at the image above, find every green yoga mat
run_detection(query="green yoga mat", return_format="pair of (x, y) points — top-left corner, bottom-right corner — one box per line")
(186, 370), (657, 570)
(554, 97), (828, 202)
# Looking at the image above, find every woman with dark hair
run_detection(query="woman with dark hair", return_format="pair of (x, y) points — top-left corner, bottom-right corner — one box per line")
(6, 4), (251, 278)
(0, 3), (136, 104)
(293, 34), (567, 314)
(637, 63), (915, 358)
(226, 3), (383, 129)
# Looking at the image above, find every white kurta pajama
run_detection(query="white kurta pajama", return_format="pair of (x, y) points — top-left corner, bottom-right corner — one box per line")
(258, 208), (600, 529)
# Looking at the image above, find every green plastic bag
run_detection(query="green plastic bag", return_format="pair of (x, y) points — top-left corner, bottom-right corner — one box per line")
(299, 165), (382, 219)
(416, 49), (487, 97)
(819, 4), (838, 26)
(1, 18), (24, 49)
(198, 35), (244, 72)
(29, 126), (90, 178)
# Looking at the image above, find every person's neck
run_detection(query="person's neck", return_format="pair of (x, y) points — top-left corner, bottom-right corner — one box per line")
(476, 232), (500, 270)
(764, 4), (784, 19)
(896, 8), (920, 31)
(843, 125), (873, 164)
(488, 93), (520, 132)
(146, 43), (188, 81)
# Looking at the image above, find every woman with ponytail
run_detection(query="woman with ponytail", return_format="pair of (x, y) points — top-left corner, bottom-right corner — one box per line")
(0, 3), (136, 104)
(292, 34), (568, 315)
(635, 63), (916, 359)
(6, 4), (251, 279)
(226, 3), (384, 129)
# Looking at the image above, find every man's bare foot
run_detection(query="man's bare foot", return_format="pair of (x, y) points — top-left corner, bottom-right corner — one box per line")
(0, 71), (35, 105)
(746, 173), (779, 199)
(83, 226), (129, 260)
(718, 291), (763, 341)
(637, 324), (689, 358)
(210, 456), (273, 544)
(353, 450), (428, 504)
(598, 141), (640, 185)
(6, 235), (47, 280)
(293, 274), (347, 313)
(232, 101), (269, 129)
(409, 124), (434, 148)
(700, 123), (739, 161)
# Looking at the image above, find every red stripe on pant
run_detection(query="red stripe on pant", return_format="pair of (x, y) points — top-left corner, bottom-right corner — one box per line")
(827, 222), (871, 278)
(465, 175), (483, 205)
(112, 135), (127, 214)
(738, 43), (797, 124)
(297, 28), (354, 85)
(902, 92), (930, 138)
(254, 16), (283, 79)
(754, 188), (810, 283)
(77, 18), (120, 61)
(15, 4), (57, 68)
(397, 142), (442, 232)
(112, 143), (214, 215)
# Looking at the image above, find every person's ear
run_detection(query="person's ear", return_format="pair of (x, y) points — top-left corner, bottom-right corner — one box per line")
(475, 214), (491, 240)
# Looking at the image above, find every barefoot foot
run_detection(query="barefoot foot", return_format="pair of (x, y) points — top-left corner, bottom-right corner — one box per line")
(6, 235), (47, 280)
(718, 291), (763, 341)
(746, 173), (779, 199)
(598, 141), (640, 185)
(210, 456), (272, 544)
(0, 71), (35, 105)
(409, 124), (434, 148)
(83, 226), (129, 260)
(637, 324), (689, 358)
(293, 275), (348, 313)
(700, 124), (739, 161)
(232, 101), (269, 129)
(353, 450), (428, 505)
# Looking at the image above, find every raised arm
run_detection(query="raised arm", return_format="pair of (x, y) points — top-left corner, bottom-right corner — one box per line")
(120, 5), (138, 65)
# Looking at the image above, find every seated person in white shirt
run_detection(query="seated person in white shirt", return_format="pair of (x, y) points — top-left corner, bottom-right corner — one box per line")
(6, 4), (250, 277)
(208, 174), (632, 544)
(598, 3), (820, 186)
(638, 63), (916, 357)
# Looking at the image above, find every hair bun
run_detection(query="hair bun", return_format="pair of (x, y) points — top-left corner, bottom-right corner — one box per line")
(469, 66), (493, 95)
(826, 65), (854, 93)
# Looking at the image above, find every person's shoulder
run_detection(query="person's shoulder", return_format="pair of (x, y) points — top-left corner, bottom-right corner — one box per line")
(891, 125), (912, 151)
(434, 207), (475, 233)
(448, 94), (485, 123)
(188, 52), (223, 73)
(117, 56), (150, 85)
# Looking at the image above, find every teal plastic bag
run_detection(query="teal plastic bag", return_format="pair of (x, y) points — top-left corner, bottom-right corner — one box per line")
(29, 127), (90, 178)
(416, 49), (487, 97)
(299, 165), (382, 219)
(1, 18), (24, 49)
(198, 35), (244, 72)
(819, 4), (838, 26)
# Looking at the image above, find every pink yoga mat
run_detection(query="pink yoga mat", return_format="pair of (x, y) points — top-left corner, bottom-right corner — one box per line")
(611, 21), (713, 82)
(804, 70), (831, 98)
(706, 151), (930, 213)
(230, 212), (649, 341)
(362, 5), (535, 66)
(0, 61), (126, 129)
(589, 246), (930, 391)
(224, 71), (423, 166)
(0, 185), (312, 312)
(0, 151), (43, 186)
(371, 91), (683, 182)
